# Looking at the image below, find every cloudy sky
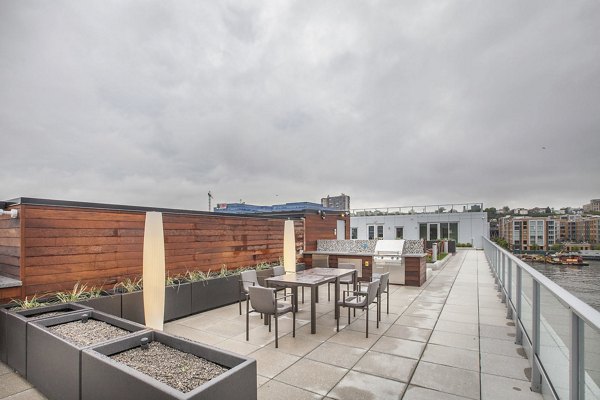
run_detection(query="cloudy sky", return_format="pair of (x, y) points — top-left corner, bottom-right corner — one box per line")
(1, 1), (599, 211)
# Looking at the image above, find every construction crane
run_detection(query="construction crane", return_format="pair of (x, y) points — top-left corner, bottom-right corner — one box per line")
(208, 191), (213, 212)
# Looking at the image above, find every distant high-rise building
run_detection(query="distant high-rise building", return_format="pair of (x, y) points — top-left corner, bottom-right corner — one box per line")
(321, 194), (350, 211)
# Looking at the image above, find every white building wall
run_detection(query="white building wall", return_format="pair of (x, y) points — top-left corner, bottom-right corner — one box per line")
(351, 212), (489, 248)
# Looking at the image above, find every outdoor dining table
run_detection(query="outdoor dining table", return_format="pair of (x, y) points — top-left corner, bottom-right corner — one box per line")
(265, 268), (356, 334)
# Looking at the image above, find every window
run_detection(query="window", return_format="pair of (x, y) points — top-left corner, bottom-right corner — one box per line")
(395, 227), (404, 239)
(377, 225), (384, 239)
(351, 227), (358, 239)
(419, 224), (427, 240)
(368, 226), (375, 240)
(368, 225), (383, 239)
(429, 224), (438, 240)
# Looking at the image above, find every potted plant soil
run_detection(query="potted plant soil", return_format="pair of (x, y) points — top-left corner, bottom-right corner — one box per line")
(5, 296), (91, 377)
(27, 309), (148, 400)
(81, 330), (257, 400)
(189, 267), (242, 314)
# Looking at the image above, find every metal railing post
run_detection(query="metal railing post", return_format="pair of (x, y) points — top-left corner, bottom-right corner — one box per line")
(570, 313), (584, 400)
(501, 253), (506, 303)
(515, 266), (523, 345)
(531, 280), (542, 392)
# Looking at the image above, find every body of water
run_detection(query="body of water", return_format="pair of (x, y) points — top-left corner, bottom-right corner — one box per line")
(529, 259), (600, 312)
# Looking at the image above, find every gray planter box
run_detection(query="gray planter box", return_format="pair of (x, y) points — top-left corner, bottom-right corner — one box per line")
(165, 282), (191, 322)
(191, 276), (241, 314)
(77, 291), (122, 318)
(6, 302), (91, 377)
(81, 330), (257, 400)
(0, 303), (12, 363)
(121, 283), (193, 325)
(121, 290), (145, 325)
(27, 310), (148, 400)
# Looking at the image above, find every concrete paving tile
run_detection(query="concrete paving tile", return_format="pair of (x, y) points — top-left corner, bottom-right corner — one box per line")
(480, 337), (528, 359)
(429, 330), (479, 351)
(403, 385), (472, 400)
(211, 338), (260, 355)
(274, 358), (347, 396)
(435, 320), (479, 336)
(384, 325), (432, 342)
(305, 342), (367, 369)
(256, 375), (270, 388)
(481, 373), (543, 400)
(3, 389), (48, 400)
(439, 310), (479, 324)
(480, 352), (531, 381)
(0, 373), (32, 398)
(201, 319), (250, 338)
(395, 315), (437, 329)
(274, 335), (323, 357)
(411, 361), (480, 399)
(327, 328), (381, 350)
(328, 370), (406, 400)
(479, 324), (517, 342)
(163, 323), (225, 345)
(353, 351), (417, 382)
(346, 318), (391, 335)
(371, 336), (425, 360)
(479, 314), (510, 327)
(248, 346), (300, 378)
(421, 343), (479, 372)
(257, 379), (321, 400)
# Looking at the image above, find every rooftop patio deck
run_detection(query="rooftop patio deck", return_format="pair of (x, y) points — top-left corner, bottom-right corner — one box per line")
(0, 249), (542, 399)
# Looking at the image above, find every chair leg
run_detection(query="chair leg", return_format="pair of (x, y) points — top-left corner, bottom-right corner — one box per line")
(366, 307), (369, 338)
(302, 287), (304, 304)
(377, 296), (380, 329)
(328, 283), (331, 301)
(239, 296), (242, 315)
(246, 300), (250, 341)
(337, 309), (340, 332)
(275, 314), (279, 348)
(348, 306), (351, 325)
(386, 288), (390, 315)
(268, 315), (272, 332)
(292, 310), (296, 338)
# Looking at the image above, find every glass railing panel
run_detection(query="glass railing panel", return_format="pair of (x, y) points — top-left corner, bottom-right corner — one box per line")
(538, 286), (570, 400)
(521, 270), (534, 342)
(510, 260), (517, 308)
(584, 323), (600, 400)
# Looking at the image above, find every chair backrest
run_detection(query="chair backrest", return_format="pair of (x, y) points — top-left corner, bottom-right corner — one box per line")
(366, 280), (380, 305)
(312, 254), (329, 268)
(378, 272), (390, 291)
(248, 286), (276, 314)
(240, 270), (259, 292)
(338, 261), (362, 277)
(338, 263), (356, 283)
(272, 265), (285, 277)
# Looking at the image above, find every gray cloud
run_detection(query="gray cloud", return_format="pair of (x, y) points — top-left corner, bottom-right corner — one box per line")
(1, 0), (599, 211)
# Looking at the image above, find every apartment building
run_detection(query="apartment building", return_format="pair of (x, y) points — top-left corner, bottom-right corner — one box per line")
(499, 215), (600, 251)
(583, 199), (600, 213)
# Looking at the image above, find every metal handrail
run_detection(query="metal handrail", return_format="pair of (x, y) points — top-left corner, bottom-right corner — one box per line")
(483, 237), (600, 330)
(483, 237), (600, 400)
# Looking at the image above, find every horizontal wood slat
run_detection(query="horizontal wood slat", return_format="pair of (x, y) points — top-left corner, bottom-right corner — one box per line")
(11, 204), (313, 297)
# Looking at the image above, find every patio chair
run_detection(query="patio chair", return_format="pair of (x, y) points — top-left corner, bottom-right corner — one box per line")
(239, 269), (261, 315)
(246, 286), (295, 348)
(337, 279), (380, 338)
(358, 272), (390, 322)
(327, 263), (356, 301)
(273, 265), (304, 304)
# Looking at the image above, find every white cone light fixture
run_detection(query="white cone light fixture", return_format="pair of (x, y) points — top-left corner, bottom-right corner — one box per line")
(143, 212), (166, 330)
(283, 220), (295, 273)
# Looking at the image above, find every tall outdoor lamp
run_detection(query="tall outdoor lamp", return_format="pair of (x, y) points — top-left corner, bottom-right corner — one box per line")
(143, 211), (166, 331)
(284, 219), (296, 273)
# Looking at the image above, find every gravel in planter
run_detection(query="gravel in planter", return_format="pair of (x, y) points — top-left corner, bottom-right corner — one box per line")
(25, 310), (70, 321)
(111, 341), (229, 393)
(48, 319), (130, 346)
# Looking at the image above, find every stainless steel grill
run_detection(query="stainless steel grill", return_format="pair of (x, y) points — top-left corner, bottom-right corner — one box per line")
(373, 240), (405, 284)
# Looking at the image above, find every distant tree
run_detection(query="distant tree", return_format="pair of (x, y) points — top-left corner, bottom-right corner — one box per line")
(502, 206), (510, 214)
(484, 207), (497, 215)
(572, 246), (581, 252)
(550, 244), (562, 252)
(494, 237), (510, 249)
(531, 244), (540, 251)
(545, 206), (552, 214)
